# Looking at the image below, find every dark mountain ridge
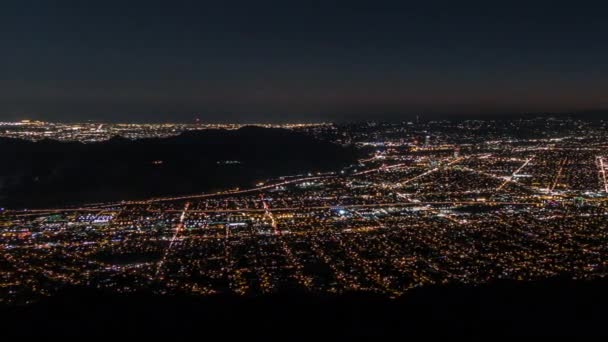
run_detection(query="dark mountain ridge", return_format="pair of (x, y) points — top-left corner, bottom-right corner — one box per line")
(2, 277), (607, 337)
(0, 126), (360, 208)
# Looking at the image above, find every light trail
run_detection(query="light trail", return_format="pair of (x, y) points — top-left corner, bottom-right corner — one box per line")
(598, 157), (608, 193)
(393, 156), (466, 188)
(258, 194), (317, 290)
(155, 201), (190, 278)
(550, 158), (567, 192)
(352, 163), (407, 176)
(168, 201), (537, 214)
(260, 194), (279, 235)
(8, 175), (334, 213)
(395, 192), (414, 202)
(7, 199), (536, 216)
(497, 156), (535, 191)
(137, 175), (331, 204)
(458, 165), (538, 193)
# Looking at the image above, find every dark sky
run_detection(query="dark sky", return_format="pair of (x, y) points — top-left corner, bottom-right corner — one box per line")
(1, 0), (607, 122)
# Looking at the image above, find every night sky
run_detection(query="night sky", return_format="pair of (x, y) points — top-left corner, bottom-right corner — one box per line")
(2, 0), (607, 122)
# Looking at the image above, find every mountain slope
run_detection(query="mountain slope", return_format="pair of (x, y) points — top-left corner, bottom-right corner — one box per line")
(0, 127), (359, 208)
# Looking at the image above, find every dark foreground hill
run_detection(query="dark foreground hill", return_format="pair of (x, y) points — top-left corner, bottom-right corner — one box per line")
(0, 127), (359, 208)
(2, 277), (607, 337)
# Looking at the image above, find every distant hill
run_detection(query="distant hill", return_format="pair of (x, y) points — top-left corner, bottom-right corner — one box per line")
(2, 277), (607, 337)
(0, 126), (359, 208)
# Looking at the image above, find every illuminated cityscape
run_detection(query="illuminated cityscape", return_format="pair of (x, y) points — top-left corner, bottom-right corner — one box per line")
(4, 0), (608, 335)
(2, 117), (607, 307)
(0, 120), (328, 142)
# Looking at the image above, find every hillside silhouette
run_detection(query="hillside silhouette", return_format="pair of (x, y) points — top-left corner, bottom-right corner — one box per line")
(0, 127), (359, 208)
(2, 277), (607, 337)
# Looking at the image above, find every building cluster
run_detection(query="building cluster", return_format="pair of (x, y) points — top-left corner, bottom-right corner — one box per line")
(0, 120), (329, 142)
(1, 117), (608, 304)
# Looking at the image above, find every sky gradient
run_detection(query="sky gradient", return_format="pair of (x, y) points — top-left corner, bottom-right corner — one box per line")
(1, 0), (608, 122)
